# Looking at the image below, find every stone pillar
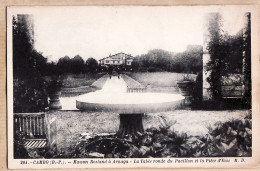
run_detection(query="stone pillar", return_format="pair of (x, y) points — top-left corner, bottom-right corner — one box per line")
(202, 13), (214, 100)
(202, 52), (211, 100)
(45, 114), (57, 150)
(242, 13), (251, 93)
(242, 12), (251, 106)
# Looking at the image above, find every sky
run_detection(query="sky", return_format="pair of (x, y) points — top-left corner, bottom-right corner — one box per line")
(10, 6), (248, 62)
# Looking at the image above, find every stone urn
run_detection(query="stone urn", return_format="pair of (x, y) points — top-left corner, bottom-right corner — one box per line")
(48, 80), (63, 109)
(177, 80), (194, 105)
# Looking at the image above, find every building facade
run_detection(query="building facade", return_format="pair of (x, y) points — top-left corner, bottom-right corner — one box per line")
(99, 53), (134, 67)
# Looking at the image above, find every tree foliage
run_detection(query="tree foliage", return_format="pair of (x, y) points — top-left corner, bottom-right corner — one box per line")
(13, 15), (48, 112)
(57, 56), (72, 73)
(71, 55), (85, 73)
(86, 57), (99, 73)
(132, 46), (203, 73)
(56, 56), (99, 74)
(205, 13), (246, 100)
(206, 13), (226, 100)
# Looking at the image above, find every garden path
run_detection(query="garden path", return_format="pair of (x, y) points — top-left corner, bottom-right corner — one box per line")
(100, 76), (127, 93)
(60, 75), (128, 110)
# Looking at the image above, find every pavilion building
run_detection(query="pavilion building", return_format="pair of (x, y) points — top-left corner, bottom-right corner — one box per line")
(99, 52), (134, 68)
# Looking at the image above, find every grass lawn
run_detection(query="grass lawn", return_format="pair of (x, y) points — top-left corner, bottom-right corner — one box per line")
(44, 73), (108, 97)
(61, 73), (105, 88)
(62, 74), (108, 97)
(121, 74), (144, 88)
(44, 73), (106, 88)
(126, 72), (197, 93)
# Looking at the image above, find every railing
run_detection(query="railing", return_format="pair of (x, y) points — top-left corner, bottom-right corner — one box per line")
(127, 87), (147, 93)
(14, 113), (46, 138)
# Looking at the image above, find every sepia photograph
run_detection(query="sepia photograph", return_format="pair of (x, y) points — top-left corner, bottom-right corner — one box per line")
(6, 5), (258, 169)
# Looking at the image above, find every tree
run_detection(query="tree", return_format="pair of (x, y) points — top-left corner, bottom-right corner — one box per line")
(13, 15), (48, 112)
(205, 13), (227, 100)
(32, 50), (48, 75)
(132, 57), (140, 72)
(132, 47), (203, 73)
(71, 55), (85, 73)
(205, 13), (248, 103)
(57, 56), (71, 73)
(86, 57), (99, 73)
(225, 31), (243, 73)
(13, 15), (34, 77)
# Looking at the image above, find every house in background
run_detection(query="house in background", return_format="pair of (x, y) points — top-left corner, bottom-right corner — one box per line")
(99, 52), (134, 69)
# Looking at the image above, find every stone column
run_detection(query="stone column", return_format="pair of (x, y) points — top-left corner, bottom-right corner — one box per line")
(202, 13), (214, 100)
(242, 12), (251, 106)
(45, 113), (57, 150)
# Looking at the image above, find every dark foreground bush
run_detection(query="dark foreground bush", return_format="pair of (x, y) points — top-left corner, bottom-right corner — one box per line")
(75, 127), (190, 158)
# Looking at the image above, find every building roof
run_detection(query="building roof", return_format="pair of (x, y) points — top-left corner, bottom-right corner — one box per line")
(99, 52), (134, 61)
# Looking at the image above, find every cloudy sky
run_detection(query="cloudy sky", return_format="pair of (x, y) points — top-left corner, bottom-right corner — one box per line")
(10, 6), (247, 62)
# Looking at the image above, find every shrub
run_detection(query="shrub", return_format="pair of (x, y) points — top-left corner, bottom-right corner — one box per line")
(147, 67), (163, 72)
(204, 112), (252, 157)
(13, 77), (48, 113)
(75, 127), (190, 158)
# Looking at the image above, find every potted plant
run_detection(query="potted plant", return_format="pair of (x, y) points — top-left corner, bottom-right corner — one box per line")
(177, 74), (195, 105)
(48, 77), (63, 109)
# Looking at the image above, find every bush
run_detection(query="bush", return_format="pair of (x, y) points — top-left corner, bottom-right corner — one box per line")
(138, 67), (148, 72)
(13, 77), (48, 113)
(147, 67), (164, 72)
(13, 15), (49, 112)
(202, 112), (252, 157)
(75, 127), (190, 158)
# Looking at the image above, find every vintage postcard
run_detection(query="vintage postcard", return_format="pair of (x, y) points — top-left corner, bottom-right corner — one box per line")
(7, 5), (260, 169)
